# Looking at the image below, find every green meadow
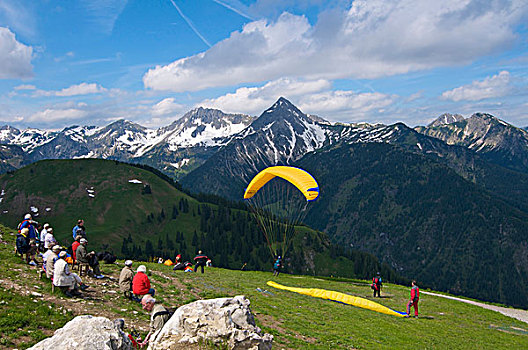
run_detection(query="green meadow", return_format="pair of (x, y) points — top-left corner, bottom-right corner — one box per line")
(0, 224), (526, 349)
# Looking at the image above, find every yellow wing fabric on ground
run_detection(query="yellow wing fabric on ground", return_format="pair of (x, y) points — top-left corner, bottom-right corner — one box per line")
(267, 281), (406, 318)
(244, 166), (319, 201)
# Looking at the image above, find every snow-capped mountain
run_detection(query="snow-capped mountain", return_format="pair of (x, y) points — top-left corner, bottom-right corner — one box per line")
(0, 108), (253, 176)
(181, 97), (528, 201)
(133, 108), (253, 177)
(3, 99), (528, 191)
(157, 107), (252, 150)
(180, 97), (423, 197)
(416, 113), (528, 172)
(0, 125), (21, 144)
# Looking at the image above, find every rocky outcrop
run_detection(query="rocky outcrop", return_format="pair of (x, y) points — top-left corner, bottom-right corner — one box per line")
(28, 315), (132, 350)
(149, 295), (273, 350)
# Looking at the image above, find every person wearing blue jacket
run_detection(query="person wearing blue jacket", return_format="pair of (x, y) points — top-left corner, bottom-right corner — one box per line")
(273, 256), (282, 276)
(18, 214), (38, 240)
(72, 219), (86, 239)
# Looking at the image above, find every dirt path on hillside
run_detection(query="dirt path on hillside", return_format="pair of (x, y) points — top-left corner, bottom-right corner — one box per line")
(421, 291), (528, 324)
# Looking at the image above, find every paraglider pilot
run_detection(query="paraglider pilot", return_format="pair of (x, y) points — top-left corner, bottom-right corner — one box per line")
(273, 256), (282, 276)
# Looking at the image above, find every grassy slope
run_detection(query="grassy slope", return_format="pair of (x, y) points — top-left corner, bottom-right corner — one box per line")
(0, 159), (196, 248)
(0, 225), (526, 349)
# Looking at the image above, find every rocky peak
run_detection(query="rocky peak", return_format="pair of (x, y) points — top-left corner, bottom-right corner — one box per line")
(89, 120), (147, 144)
(250, 97), (315, 136)
(103, 119), (146, 133)
(178, 107), (252, 129)
(428, 113), (464, 127)
(468, 113), (513, 128)
(417, 112), (528, 173)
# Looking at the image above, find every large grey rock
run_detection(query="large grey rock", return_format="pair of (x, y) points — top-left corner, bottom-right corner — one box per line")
(149, 295), (272, 350)
(29, 315), (132, 350)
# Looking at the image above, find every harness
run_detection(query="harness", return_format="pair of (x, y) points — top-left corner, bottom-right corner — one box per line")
(152, 310), (174, 319)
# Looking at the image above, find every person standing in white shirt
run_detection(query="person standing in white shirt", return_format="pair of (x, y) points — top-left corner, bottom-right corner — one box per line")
(40, 223), (50, 242)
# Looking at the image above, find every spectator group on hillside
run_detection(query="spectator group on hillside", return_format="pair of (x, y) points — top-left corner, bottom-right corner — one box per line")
(14, 214), (106, 298)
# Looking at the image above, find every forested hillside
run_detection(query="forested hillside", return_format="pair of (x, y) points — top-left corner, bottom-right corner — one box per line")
(0, 159), (403, 283)
(298, 142), (528, 308)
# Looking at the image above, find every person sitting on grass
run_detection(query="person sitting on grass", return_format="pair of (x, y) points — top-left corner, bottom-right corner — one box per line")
(119, 260), (136, 300)
(53, 251), (89, 297)
(139, 294), (170, 347)
(133, 265), (155, 298)
(71, 235), (82, 264)
(76, 238), (104, 279)
(44, 227), (57, 250)
(45, 245), (62, 279)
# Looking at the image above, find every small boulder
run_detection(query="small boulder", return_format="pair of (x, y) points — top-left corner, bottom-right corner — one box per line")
(149, 295), (272, 350)
(28, 315), (132, 350)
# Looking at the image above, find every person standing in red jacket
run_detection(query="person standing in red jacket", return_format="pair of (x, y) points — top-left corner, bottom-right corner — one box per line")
(407, 280), (419, 317)
(132, 265), (155, 297)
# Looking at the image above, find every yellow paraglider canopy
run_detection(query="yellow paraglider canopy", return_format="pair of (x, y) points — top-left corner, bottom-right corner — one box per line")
(267, 281), (406, 318)
(244, 166), (319, 201)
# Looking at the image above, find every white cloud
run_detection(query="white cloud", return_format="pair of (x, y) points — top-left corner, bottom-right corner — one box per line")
(144, 12), (312, 92)
(198, 77), (394, 121)
(152, 97), (184, 116)
(0, 27), (33, 79)
(441, 71), (512, 102)
(14, 84), (36, 90)
(35, 83), (107, 97)
(143, 0), (527, 92)
(199, 78), (331, 114)
(27, 107), (89, 123)
(299, 90), (395, 118)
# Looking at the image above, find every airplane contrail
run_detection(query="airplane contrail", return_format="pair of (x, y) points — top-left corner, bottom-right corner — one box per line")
(168, 0), (212, 48)
(211, 0), (255, 21)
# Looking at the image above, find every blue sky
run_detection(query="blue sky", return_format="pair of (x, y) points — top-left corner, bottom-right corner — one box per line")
(0, 0), (527, 129)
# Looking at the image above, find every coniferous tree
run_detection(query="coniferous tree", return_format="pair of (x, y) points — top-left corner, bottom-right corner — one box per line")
(166, 232), (174, 250)
(121, 238), (129, 256)
(145, 240), (154, 259)
(142, 184), (152, 194)
(192, 231), (198, 247)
